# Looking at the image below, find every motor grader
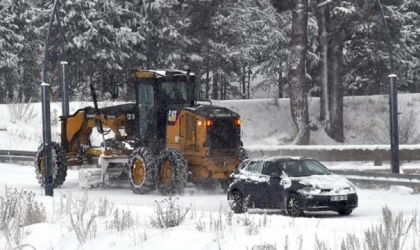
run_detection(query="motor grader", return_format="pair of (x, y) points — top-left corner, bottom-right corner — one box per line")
(34, 68), (247, 194)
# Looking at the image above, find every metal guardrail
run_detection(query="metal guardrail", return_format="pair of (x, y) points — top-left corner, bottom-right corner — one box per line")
(2, 149), (420, 188)
(0, 150), (36, 163)
(4, 146), (420, 163)
(245, 146), (420, 162)
(333, 170), (420, 188)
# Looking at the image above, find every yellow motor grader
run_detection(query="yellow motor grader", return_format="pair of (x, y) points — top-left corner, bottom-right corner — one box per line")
(34, 69), (247, 194)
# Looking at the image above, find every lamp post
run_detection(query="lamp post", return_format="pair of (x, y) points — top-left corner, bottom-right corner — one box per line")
(375, 0), (399, 174)
(41, 0), (68, 196)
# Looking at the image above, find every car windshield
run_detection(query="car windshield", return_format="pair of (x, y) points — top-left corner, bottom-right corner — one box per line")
(282, 160), (331, 177)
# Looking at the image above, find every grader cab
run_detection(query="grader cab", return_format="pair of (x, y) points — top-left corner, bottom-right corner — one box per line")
(34, 69), (247, 194)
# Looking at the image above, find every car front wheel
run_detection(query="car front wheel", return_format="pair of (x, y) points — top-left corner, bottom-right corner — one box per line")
(286, 194), (303, 217)
(338, 208), (353, 216)
(231, 190), (247, 214)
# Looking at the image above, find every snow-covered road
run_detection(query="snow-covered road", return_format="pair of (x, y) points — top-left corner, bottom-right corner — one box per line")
(2, 163), (420, 214)
(1, 162), (420, 249)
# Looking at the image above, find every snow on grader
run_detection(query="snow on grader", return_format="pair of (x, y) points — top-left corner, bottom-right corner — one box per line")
(34, 69), (247, 195)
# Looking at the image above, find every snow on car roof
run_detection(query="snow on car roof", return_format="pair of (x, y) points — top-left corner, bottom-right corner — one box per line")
(254, 156), (310, 161)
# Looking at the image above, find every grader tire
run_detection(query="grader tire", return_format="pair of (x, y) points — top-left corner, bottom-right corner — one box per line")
(34, 142), (68, 188)
(157, 148), (188, 195)
(128, 147), (157, 194)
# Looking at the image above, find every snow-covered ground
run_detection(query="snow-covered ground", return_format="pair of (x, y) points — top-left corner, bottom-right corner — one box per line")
(214, 93), (420, 146)
(0, 163), (420, 250)
(1, 93), (420, 150)
(1, 96), (420, 249)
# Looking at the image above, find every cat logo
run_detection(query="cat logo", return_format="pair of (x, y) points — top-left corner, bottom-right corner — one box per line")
(168, 110), (177, 122)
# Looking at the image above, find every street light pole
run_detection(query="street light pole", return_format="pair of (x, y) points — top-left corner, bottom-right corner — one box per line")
(375, 0), (400, 173)
(41, 0), (61, 197)
(41, 0), (68, 196)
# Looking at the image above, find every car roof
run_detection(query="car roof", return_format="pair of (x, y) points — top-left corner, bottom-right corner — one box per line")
(251, 156), (314, 162)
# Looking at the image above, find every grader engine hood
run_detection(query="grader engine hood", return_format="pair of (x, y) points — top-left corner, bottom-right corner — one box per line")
(183, 105), (242, 150)
(184, 105), (240, 120)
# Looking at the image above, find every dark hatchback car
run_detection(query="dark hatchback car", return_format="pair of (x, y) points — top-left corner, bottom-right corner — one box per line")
(227, 157), (358, 216)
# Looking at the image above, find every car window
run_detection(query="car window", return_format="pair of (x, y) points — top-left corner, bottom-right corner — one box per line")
(243, 161), (263, 174)
(283, 162), (307, 177)
(283, 160), (331, 177)
(303, 160), (331, 175)
(242, 161), (254, 173)
(237, 160), (249, 170)
(262, 162), (282, 176)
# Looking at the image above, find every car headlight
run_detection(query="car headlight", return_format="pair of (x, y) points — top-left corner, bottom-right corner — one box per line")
(301, 187), (321, 195)
(347, 182), (356, 192)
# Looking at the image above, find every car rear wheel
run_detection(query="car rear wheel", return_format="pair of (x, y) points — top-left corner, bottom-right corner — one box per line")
(338, 208), (353, 216)
(286, 194), (303, 217)
(231, 190), (247, 214)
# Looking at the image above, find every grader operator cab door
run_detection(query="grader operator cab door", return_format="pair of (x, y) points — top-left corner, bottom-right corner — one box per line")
(135, 80), (156, 143)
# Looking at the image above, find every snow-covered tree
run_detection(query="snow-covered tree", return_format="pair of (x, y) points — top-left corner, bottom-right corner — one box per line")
(272, 0), (310, 145)
(0, 0), (42, 103)
(244, 0), (292, 99)
(313, 0), (363, 143)
(0, 0), (25, 102)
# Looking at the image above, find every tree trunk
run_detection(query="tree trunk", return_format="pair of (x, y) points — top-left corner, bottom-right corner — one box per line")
(325, 29), (345, 142)
(205, 68), (210, 99)
(220, 74), (224, 100)
(278, 66), (283, 98)
(195, 72), (202, 99)
(316, 2), (345, 143)
(316, 5), (329, 122)
(223, 77), (227, 100)
(247, 65), (251, 99)
(212, 70), (218, 100)
(242, 65), (246, 96)
(287, 0), (310, 145)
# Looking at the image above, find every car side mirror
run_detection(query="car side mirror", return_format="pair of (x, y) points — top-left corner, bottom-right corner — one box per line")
(111, 85), (119, 99)
(270, 172), (281, 179)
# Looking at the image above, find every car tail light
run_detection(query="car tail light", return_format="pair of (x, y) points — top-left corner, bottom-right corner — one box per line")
(206, 120), (213, 126)
(234, 118), (241, 126)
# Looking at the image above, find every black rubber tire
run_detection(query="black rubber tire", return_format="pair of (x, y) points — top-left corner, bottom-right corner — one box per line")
(286, 194), (303, 217)
(338, 208), (353, 216)
(230, 190), (247, 214)
(128, 147), (157, 194)
(157, 148), (188, 195)
(34, 142), (68, 188)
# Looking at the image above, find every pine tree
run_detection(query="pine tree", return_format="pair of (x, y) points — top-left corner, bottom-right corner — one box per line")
(0, 0), (25, 102)
(272, 0), (310, 144)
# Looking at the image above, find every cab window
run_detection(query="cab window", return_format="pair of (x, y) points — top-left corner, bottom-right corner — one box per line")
(161, 82), (187, 104)
(137, 83), (155, 138)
